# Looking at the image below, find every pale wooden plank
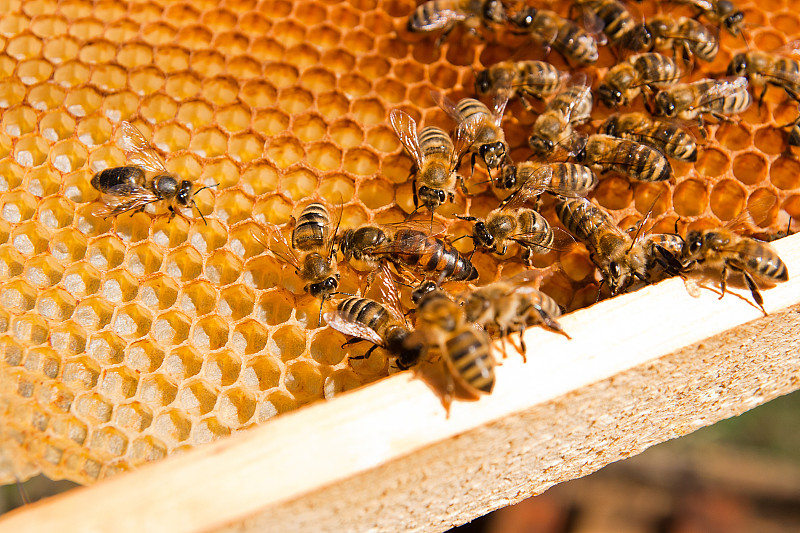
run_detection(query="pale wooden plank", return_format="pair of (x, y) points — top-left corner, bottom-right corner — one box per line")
(2, 233), (799, 533)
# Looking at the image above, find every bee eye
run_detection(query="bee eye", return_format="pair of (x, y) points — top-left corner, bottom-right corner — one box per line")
(609, 262), (621, 278)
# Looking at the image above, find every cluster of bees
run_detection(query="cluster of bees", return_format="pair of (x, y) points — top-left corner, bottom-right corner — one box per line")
(89, 0), (796, 413)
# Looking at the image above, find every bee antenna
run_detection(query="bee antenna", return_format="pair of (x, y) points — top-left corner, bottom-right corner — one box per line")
(15, 474), (29, 505)
(192, 200), (208, 226)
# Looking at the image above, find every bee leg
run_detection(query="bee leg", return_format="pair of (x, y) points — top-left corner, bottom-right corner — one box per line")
(470, 153), (478, 180)
(719, 264), (728, 299)
(519, 96), (536, 114)
(442, 369), (455, 418)
(434, 24), (456, 49)
(516, 327), (527, 363)
(349, 345), (379, 362)
(341, 337), (366, 349)
(521, 246), (534, 267)
(741, 269), (767, 316)
(457, 175), (469, 196)
(411, 178), (419, 209)
(758, 86), (768, 109)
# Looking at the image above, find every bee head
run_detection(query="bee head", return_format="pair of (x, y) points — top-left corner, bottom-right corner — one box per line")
(396, 335), (426, 371)
(626, 24), (652, 51)
(654, 92), (676, 117)
(790, 124), (800, 147)
(605, 261), (632, 295)
(727, 53), (748, 76)
(684, 231), (704, 258)
(601, 116), (619, 137)
(646, 18), (670, 38)
(306, 274), (339, 297)
(480, 142), (507, 169)
(510, 7), (536, 29)
(482, 0), (505, 23)
(418, 185), (446, 210)
(528, 135), (554, 155)
(597, 84), (624, 108)
(176, 180), (194, 207)
(496, 165), (517, 189)
(153, 175), (179, 199)
(472, 221), (494, 250)
(411, 280), (438, 305)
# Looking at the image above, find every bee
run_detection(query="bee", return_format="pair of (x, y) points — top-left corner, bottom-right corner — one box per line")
(459, 207), (558, 265)
(597, 53), (683, 108)
(432, 90), (509, 174)
(254, 203), (341, 323)
(681, 229), (788, 315)
(571, 0), (652, 52)
(324, 297), (424, 371)
(338, 224), (478, 283)
(508, 7), (599, 65)
(494, 161), (597, 194)
(664, 0), (744, 36)
(474, 60), (564, 111)
(390, 109), (467, 215)
(599, 112), (698, 162)
(654, 77), (752, 130)
(528, 75), (593, 156)
(410, 288), (495, 413)
(91, 121), (213, 223)
(462, 277), (570, 360)
(646, 15), (719, 64)
(727, 42), (800, 106)
(407, 0), (506, 45)
(575, 134), (673, 182)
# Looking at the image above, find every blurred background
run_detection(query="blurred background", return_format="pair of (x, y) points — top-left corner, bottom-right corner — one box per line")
(2, 390), (799, 532)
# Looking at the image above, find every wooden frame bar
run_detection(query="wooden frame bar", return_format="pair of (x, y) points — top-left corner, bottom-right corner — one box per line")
(3, 234), (799, 533)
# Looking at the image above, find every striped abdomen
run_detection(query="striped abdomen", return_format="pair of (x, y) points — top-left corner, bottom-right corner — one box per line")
(554, 19), (599, 64)
(444, 327), (495, 395)
(631, 53), (682, 87)
(590, 0), (634, 44)
(514, 60), (562, 98)
(625, 121), (697, 162)
(769, 58), (800, 99)
(391, 229), (478, 282)
(408, 1), (468, 32)
(514, 209), (553, 254)
(418, 126), (454, 159)
(734, 239), (789, 282)
(293, 202), (330, 251)
(546, 163), (598, 196)
(587, 136), (672, 182)
(548, 85), (593, 124)
(678, 18), (719, 62)
(336, 297), (396, 343)
(555, 197), (628, 255)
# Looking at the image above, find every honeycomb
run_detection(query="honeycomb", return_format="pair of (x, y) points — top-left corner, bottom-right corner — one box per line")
(0, 0), (799, 486)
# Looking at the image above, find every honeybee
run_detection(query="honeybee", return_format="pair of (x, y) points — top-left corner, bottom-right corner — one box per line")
(474, 60), (564, 111)
(556, 197), (684, 295)
(646, 15), (719, 63)
(528, 75), (593, 156)
(462, 277), (570, 360)
(598, 53), (683, 108)
(599, 112), (698, 162)
(338, 224), (478, 283)
(92, 121), (213, 222)
(727, 42), (800, 105)
(390, 109), (467, 215)
(407, 0), (506, 45)
(654, 77), (751, 130)
(571, 0), (652, 52)
(410, 288), (495, 413)
(459, 207), (558, 264)
(681, 228), (788, 315)
(254, 203), (341, 323)
(508, 7), (599, 65)
(494, 161), (597, 194)
(575, 134), (673, 182)
(324, 297), (424, 371)
(665, 0), (744, 36)
(432, 91), (509, 173)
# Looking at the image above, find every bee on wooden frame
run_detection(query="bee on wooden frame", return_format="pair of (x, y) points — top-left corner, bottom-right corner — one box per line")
(91, 121), (214, 223)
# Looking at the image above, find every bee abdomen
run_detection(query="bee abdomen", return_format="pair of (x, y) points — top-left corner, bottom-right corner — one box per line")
(91, 165), (146, 192)
(740, 242), (789, 282)
(446, 329), (495, 394)
(554, 23), (598, 64)
(293, 203), (330, 251)
(550, 163), (598, 195)
(419, 126), (454, 157)
(615, 142), (672, 182)
(339, 297), (392, 338)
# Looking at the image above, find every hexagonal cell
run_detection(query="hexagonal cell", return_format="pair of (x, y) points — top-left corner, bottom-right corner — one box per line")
(710, 179), (747, 221)
(270, 324), (307, 362)
(214, 190), (254, 225)
(309, 329), (347, 366)
(50, 228), (88, 263)
(231, 319), (269, 356)
(228, 222), (266, 261)
(754, 126), (787, 155)
(152, 409), (192, 446)
(12, 221), (50, 256)
(127, 338), (166, 374)
(11, 313), (49, 345)
(150, 216), (190, 250)
(192, 315), (229, 351)
(192, 417), (231, 445)
(358, 179), (395, 210)
(127, 242), (164, 277)
(216, 285), (255, 322)
(113, 211), (153, 244)
(179, 379), (218, 417)
(129, 435), (167, 466)
(162, 346), (203, 381)
(255, 389), (296, 423)
(673, 179), (709, 217)
(73, 296), (114, 330)
(265, 135), (305, 168)
(98, 365), (139, 403)
(0, 245), (25, 279)
(253, 195), (294, 225)
(114, 401), (153, 433)
(49, 321), (87, 357)
(86, 330), (126, 366)
(51, 415), (89, 446)
(101, 268), (139, 304)
(62, 262), (101, 297)
(1, 279), (37, 312)
(139, 374), (178, 407)
(139, 274), (180, 310)
(770, 156), (800, 190)
(317, 174), (355, 204)
(2, 105), (37, 136)
(1, 190), (37, 224)
(0, 159), (25, 193)
(87, 235), (126, 270)
(284, 360), (323, 402)
(89, 426), (129, 457)
(62, 356), (101, 391)
(240, 358), (281, 393)
(282, 168), (318, 201)
(113, 302), (153, 339)
(216, 387), (256, 427)
(36, 287), (76, 321)
(256, 289), (294, 325)
(343, 148), (380, 176)
(180, 280), (217, 316)
(0, 337), (24, 367)
(74, 393), (114, 424)
(733, 152), (768, 186)
(37, 381), (75, 414)
(24, 254), (65, 287)
(151, 310), (191, 347)
(23, 346), (61, 379)
(203, 350), (242, 387)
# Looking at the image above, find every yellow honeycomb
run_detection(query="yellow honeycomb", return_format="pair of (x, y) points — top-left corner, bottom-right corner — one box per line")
(1, 0), (799, 485)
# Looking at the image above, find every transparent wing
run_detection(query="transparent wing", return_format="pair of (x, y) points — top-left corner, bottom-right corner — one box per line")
(511, 227), (575, 252)
(773, 38), (800, 60)
(383, 218), (447, 238)
(724, 195), (778, 233)
(370, 262), (407, 326)
(252, 225), (302, 271)
(697, 76), (749, 108)
(559, 73), (593, 125)
(324, 311), (385, 346)
(452, 115), (482, 165)
(500, 165), (554, 210)
(93, 183), (160, 217)
(389, 109), (425, 169)
(118, 121), (168, 173)
(413, 9), (466, 31)
(490, 88), (510, 128)
(430, 90), (464, 123)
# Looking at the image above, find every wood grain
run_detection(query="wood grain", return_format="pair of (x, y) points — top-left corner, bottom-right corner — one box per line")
(2, 233), (799, 533)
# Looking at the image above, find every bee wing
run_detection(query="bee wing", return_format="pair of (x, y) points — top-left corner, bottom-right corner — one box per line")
(490, 88), (509, 127)
(118, 121), (168, 174)
(773, 38), (800, 59)
(252, 225), (302, 271)
(383, 218), (447, 238)
(696, 76), (749, 109)
(327, 204), (343, 260)
(324, 311), (386, 346)
(368, 228), (429, 256)
(430, 90), (464, 124)
(370, 263), (408, 326)
(500, 165), (553, 211)
(560, 73), (593, 125)
(452, 115), (481, 165)
(93, 183), (160, 217)
(723, 195), (778, 233)
(389, 109), (425, 169)
(511, 227), (575, 252)
(412, 8), (466, 31)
